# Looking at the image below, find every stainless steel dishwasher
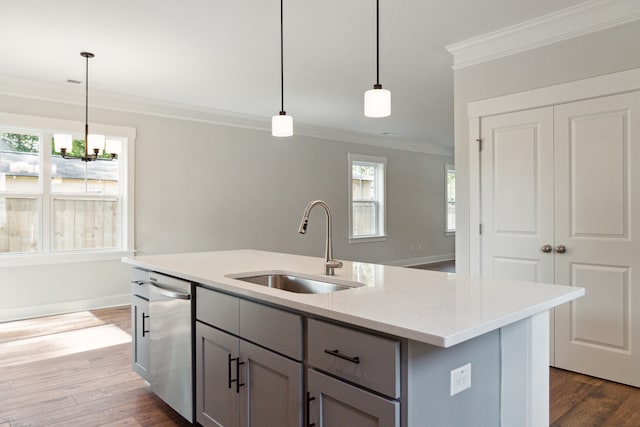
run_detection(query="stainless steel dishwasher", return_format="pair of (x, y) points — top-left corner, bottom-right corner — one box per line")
(148, 272), (193, 422)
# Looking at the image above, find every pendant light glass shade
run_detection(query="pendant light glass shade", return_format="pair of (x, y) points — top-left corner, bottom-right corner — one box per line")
(272, 112), (293, 137)
(364, 86), (391, 118)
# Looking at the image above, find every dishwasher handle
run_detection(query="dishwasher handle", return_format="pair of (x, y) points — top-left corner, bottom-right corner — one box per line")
(149, 282), (191, 300)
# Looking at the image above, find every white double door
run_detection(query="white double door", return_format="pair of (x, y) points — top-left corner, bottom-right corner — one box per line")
(480, 91), (640, 387)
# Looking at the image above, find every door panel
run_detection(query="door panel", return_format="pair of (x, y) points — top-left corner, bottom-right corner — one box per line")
(571, 112), (626, 237)
(492, 257), (541, 282)
(570, 264), (628, 349)
(493, 126), (538, 233)
(480, 107), (555, 284)
(554, 94), (634, 252)
(554, 91), (640, 386)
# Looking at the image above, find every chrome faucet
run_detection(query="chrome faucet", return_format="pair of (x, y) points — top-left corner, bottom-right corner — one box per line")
(298, 200), (343, 275)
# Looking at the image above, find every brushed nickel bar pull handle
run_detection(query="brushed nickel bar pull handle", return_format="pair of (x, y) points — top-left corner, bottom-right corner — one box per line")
(149, 282), (191, 300)
(324, 349), (360, 364)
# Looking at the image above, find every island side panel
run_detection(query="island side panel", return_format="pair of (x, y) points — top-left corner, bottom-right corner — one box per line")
(406, 330), (500, 426)
(501, 311), (550, 427)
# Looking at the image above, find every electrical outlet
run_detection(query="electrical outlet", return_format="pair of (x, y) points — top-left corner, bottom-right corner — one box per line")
(450, 363), (471, 396)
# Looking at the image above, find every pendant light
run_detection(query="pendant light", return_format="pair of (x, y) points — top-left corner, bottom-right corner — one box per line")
(54, 52), (117, 161)
(364, 0), (390, 118)
(272, 0), (293, 137)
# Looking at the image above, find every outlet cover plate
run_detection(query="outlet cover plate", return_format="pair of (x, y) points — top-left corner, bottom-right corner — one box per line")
(450, 363), (471, 396)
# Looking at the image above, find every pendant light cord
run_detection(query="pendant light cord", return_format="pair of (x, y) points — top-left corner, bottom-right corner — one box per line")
(280, 0), (285, 113)
(84, 53), (89, 159)
(376, 0), (379, 86)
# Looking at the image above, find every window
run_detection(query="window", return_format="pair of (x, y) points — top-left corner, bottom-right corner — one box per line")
(446, 164), (456, 234)
(349, 154), (386, 242)
(0, 113), (135, 264)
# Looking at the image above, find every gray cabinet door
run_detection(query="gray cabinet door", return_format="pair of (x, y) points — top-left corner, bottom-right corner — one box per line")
(308, 369), (399, 427)
(239, 340), (302, 427)
(196, 321), (241, 427)
(131, 294), (150, 381)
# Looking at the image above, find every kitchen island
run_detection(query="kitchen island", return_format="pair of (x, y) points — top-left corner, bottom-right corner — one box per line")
(124, 249), (584, 426)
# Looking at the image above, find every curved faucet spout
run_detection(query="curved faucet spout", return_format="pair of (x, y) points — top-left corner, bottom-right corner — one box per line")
(298, 200), (342, 275)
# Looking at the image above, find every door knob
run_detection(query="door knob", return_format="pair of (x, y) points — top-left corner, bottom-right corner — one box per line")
(555, 245), (567, 254)
(541, 244), (553, 253)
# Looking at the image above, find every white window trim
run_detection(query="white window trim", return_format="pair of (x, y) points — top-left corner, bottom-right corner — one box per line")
(0, 112), (136, 267)
(445, 163), (456, 236)
(348, 153), (387, 244)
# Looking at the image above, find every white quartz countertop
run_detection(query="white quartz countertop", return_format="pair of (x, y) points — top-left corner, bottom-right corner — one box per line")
(123, 249), (584, 348)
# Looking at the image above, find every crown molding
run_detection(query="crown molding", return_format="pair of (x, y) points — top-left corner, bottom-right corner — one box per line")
(0, 75), (453, 157)
(446, 0), (640, 70)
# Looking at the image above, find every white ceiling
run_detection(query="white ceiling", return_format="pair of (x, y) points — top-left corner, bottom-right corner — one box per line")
(0, 0), (589, 148)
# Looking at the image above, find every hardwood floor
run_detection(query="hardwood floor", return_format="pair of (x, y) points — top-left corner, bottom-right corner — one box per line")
(411, 260), (456, 273)
(550, 368), (640, 426)
(2, 306), (640, 426)
(0, 306), (190, 427)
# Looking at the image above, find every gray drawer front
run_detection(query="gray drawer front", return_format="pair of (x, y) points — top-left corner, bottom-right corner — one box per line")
(308, 318), (400, 398)
(196, 286), (240, 335)
(240, 299), (303, 361)
(131, 268), (149, 299)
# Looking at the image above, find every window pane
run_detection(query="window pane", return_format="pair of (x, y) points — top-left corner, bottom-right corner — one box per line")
(0, 197), (39, 253)
(51, 136), (120, 195)
(352, 164), (376, 201)
(0, 132), (40, 192)
(352, 201), (377, 236)
(447, 168), (456, 232)
(53, 199), (119, 250)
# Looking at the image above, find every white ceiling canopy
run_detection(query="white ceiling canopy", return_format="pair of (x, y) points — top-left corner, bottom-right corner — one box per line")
(0, 0), (603, 152)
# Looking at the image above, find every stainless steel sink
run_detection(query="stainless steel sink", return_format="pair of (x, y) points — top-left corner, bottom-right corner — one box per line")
(232, 273), (357, 294)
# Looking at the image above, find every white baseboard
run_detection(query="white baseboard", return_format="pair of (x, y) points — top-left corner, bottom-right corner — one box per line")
(384, 254), (455, 268)
(0, 294), (131, 323)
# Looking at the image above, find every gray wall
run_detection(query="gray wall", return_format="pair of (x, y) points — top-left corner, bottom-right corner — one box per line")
(0, 91), (453, 319)
(454, 20), (640, 273)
